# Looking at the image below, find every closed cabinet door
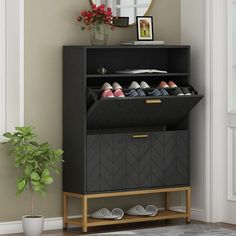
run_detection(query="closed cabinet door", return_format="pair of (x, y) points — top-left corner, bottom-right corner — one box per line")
(126, 133), (152, 189)
(176, 131), (189, 185)
(87, 134), (126, 193)
(87, 134), (101, 192)
(164, 131), (189, 186)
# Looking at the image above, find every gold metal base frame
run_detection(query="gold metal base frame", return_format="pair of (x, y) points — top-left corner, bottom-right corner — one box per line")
(63, 187), (191, 233)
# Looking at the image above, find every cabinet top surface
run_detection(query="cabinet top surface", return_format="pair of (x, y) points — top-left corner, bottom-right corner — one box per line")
(63, 45), (190, 49)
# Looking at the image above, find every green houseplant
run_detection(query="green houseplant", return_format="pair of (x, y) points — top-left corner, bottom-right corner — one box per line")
(3, 126), (63, 236)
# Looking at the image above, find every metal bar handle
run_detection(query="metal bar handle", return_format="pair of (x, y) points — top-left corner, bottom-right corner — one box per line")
(145, 99), (162, 104)
(132, 134), (149, 139)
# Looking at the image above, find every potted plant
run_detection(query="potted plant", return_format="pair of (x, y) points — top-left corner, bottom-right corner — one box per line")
(77, 3), (114, 45)
(3, 127), (63, 236)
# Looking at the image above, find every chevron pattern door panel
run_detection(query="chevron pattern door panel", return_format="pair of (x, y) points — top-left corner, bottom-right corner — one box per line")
(112, 134), (126, 190)
(87, 135), (100, 192)
(126, 135), (141, 189)
(164, 131), (178, 186)
(163, 131), (189, 186)
(87, 134), (126, 193)
(100, 135), (113, 191)
(176, 131), (189, 185)
(126, 134), (152, 189)
(151, 132), (165, 187)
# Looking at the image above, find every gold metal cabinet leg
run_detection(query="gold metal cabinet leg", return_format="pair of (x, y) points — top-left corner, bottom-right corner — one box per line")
(82, 196), (88, 232)
(165, 192), (171, 210)
(186, 188), (191, 223)
(63, 192), (68, 229)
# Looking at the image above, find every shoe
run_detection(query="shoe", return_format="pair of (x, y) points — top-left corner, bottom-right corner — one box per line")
(91, 208), (117, 219)
(102, 89), (114, 98)
(136, 88), (146, 97)
(112, 82), (122, 90)
(160, 88), (169, 96)
(140, 81), (150, 89)
(159, 81), (169, 88)
(126, 205), (149, 216)
(125, 89), (139, 97)
(148, 88), (162, 97)
(111, 208), (124, 220)
(129, 81), (141, 90)
(146, 205), (158, 217)
(171, 87), (184, 96)
(114, 89), (125, 97)
(182, 87), (191, 95)
(168, 81), (177, 88)
(101, 82), (113, 91)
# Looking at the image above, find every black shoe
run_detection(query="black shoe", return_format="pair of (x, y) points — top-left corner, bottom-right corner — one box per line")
(160, 88), (169, 96)
(136, 88), (146, 97)
(148, 88), (162, 97)
(171, 88), (184, 96)
(125, 89), (139, 97)
(182, 87), (191, 95)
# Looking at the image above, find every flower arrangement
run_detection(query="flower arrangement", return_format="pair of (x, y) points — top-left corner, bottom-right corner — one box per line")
(77, 4), (114, 30)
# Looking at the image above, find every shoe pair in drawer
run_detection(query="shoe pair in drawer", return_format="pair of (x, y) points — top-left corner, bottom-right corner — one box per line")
(101, 82), (125, 98)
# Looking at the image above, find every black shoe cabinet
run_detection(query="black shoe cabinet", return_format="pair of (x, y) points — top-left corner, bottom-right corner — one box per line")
(63, 45), (203, 231)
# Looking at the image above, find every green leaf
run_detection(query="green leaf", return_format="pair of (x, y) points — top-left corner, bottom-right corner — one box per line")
(31, 172), (40, 181)
(29, 141), (39, 147)
(33, 184), (42, 192)
(43, 176), (53, 185)
(31, 180), (40, 186)
(42, 169), (50, 179)
(16, 179), (26, 191)
(3, 132), (13, 139)
(24, 166), (31, 176)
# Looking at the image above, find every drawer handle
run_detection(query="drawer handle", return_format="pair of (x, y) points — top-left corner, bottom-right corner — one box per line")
(145, 99), (162, 104)
(132, 134), (149, 139)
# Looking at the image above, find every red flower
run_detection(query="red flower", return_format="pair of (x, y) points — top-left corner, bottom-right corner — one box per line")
(81, 10), (87, 17)
(77, 4), (114, 27)
(92, 4), (98, 11)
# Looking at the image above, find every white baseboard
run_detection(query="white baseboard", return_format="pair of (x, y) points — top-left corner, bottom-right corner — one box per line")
(170, 206), (206, 222)
(0, 215), (81, 235)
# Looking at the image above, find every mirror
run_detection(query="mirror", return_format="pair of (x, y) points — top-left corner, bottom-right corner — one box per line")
(90, 0), (153, 26)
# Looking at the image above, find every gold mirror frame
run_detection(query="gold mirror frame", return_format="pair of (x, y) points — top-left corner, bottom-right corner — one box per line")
(89, 0), (153, 27)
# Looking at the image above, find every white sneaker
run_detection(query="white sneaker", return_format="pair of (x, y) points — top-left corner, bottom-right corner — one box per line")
(140, 81), (150, 89)
(101, 82), (113, 91)
(112, 82), (122, 90)
(129, 81), (141, 90)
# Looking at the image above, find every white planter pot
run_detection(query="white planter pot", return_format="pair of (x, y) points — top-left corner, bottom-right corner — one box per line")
(22, 215), (44, 236)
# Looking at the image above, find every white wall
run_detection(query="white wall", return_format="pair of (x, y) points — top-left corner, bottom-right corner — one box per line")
(181, 0), (206, 221)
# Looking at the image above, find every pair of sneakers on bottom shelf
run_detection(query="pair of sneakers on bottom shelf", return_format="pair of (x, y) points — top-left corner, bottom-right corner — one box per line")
(91, 204), (158, 221)
(101, 82), (125, 98)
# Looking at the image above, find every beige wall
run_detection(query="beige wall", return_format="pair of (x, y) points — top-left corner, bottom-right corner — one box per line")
(0, 0), (180, 222)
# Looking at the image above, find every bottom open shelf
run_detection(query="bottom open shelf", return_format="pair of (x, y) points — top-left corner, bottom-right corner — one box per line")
(63, 187), (191, 232)
(67, 210), (188, 227)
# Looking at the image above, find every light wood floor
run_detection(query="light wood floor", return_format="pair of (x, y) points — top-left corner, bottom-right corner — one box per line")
(7, 220), (236, 236)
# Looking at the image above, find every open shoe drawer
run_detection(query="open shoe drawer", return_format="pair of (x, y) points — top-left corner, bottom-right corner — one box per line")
(87, 95), (203, 129)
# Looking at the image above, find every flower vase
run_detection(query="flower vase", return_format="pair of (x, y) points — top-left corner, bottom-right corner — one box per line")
(91, 23), (109, 45)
